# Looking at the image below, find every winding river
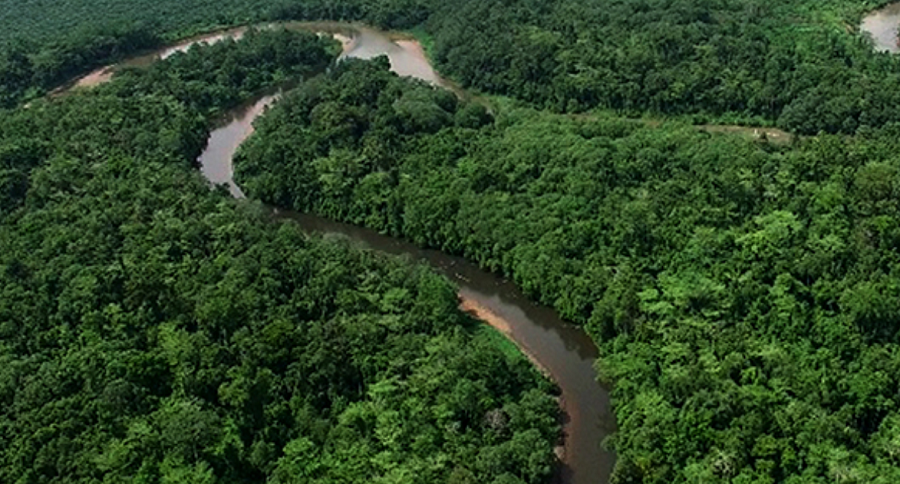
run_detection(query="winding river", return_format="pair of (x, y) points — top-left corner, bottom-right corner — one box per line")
(61, 8), (900, 480)
(65, 24), (616, 484)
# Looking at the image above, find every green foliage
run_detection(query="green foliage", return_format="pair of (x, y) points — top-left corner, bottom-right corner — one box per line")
(236, 60), (900, 483)
(7, 0), (900, 133)
(0, 0), (422, 107)
(412, 0), (900, 134)
(9, 0), (900, 481)
(0, 35), (559, 484)
(0, 23), (163, 107)
(475, 326), (525, 363)
(0, 29), (333, 172)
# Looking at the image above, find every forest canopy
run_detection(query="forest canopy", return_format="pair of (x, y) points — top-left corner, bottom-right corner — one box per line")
(0, 31), (560, 484)
(235, 60), (900, 483)
(4, 0), (900, 133)
(7, 0), (900, 482)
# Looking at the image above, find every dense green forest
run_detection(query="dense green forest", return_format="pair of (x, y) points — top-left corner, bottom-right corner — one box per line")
(0, 31), (559, 484)
(7, 0), (900, 482)
(236, 60), (900, 483)
(414, 0), (900, 134)
(5, 0), (900, 133)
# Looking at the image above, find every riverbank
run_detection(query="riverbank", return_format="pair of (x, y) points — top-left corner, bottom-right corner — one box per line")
(194, 65), (607, 481)
(50, 22), (449, 93)
(460, 296), (552, 377)
(15, 4), (900, 484)
(460, 296), (568, 465)
(49, 19), (801, 145)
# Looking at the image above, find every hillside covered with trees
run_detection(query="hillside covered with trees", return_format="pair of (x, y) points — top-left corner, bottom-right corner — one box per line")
(0, 30), (560, 484)
(5, 0), (900, 133)
(236, 60), (900, 483)
(7, 0), (900, 483)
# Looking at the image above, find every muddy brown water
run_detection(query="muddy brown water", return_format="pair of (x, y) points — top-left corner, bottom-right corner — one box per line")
(61, 22), (616, 483)
(57, 26), (249, 92)
(198, 27), (616, 484)
(335, 26), (449, 88)
(59, 22), (459, 93)
(272, 209), (617, 484)
(862, 3), (900, 53)
(199, 92), (279, 198)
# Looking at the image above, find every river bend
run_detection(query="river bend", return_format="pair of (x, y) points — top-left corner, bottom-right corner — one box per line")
(63, 23), (617, 484)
